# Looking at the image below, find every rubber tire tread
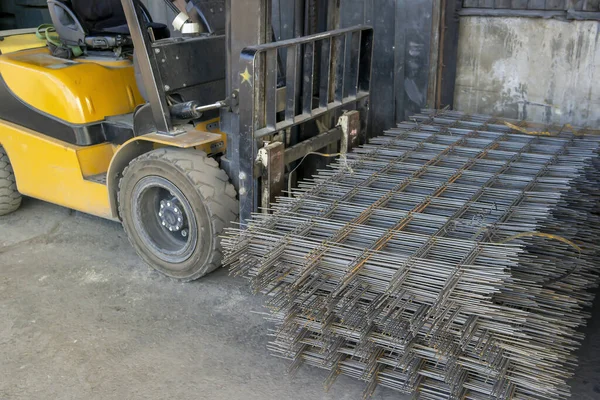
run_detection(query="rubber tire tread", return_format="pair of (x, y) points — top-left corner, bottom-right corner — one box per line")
(0, 145), (22, 216)
(118, 148), (238, 281)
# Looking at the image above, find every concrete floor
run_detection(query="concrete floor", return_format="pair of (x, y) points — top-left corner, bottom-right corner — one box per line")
(1, 199), (599, 400)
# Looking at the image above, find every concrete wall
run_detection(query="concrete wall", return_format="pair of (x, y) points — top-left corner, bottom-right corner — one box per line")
(454, 17), (600, 127)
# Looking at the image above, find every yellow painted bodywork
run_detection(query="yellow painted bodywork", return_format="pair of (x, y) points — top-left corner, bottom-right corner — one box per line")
(0, 48), (144, 124)
(0, 31), (46, 54)
(76, 143), (116, 177)
(0, 120), (114, 219)
(0, 42), (228, 221)
(194, 118), (227, 155)
(0, 120), (228, 220)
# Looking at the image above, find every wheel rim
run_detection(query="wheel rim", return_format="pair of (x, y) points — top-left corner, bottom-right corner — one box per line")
(131, 176), (199, 266)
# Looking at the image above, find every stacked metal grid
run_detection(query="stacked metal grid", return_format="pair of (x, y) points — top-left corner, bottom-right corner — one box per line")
(223, 109), (600, 399)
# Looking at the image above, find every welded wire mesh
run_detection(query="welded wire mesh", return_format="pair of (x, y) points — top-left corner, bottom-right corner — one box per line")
(223, 109), (600, 399)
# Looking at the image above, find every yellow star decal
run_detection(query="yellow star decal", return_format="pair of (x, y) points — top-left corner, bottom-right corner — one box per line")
(240, 67), (252, 85)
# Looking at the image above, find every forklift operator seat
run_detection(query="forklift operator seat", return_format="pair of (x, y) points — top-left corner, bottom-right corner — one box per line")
(47, 0), (170, 51)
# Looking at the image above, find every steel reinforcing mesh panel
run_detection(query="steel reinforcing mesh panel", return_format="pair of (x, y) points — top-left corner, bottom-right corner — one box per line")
(223, 109), (600, 400)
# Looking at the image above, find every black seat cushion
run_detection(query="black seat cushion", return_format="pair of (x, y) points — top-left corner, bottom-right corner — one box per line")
(71, 0), (127, 33)
(70, 0), (170, 39)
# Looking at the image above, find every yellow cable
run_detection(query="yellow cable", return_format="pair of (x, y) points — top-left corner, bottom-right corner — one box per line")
(497, 231), (582, 253)
(503, 121), (596, 137)
(497, 231), (582, 285)
(504, 122), (554, 136)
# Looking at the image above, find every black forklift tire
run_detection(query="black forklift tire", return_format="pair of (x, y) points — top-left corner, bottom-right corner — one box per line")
(118, 148), (238, 281)
(0, 145), (22, 217)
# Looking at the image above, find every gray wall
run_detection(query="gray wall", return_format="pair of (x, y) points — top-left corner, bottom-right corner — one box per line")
(141, 1), (176, 25)
(454, 17), (600, 127)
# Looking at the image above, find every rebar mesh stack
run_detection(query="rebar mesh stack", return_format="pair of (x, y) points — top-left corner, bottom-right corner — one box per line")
(223, 109), (600, 399)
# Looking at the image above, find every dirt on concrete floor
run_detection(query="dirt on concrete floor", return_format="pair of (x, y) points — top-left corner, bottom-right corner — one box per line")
(0, 199), (599, 399)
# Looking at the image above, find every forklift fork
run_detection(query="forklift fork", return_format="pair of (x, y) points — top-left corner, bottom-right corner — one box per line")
(234, 25), (373, 224)
(121, 0), (374, 226)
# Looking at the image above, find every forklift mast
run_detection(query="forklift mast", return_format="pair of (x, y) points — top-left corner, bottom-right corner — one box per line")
(121, 0), (373, 224)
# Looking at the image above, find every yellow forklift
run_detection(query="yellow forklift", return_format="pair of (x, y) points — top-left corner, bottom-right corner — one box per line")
(0, 0), (372, 281)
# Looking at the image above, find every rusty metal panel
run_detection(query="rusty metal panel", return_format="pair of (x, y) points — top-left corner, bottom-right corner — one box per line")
(546, 0), (566, 9)
(495, 0), (513, 7)
(508, 0), (527, 8)
(528, 0), (547, 9)
(480, 0), (496, 7)
(463, 0), (599, 10)
(339, 0), (437, 129)
(461, 0), (600, 16)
